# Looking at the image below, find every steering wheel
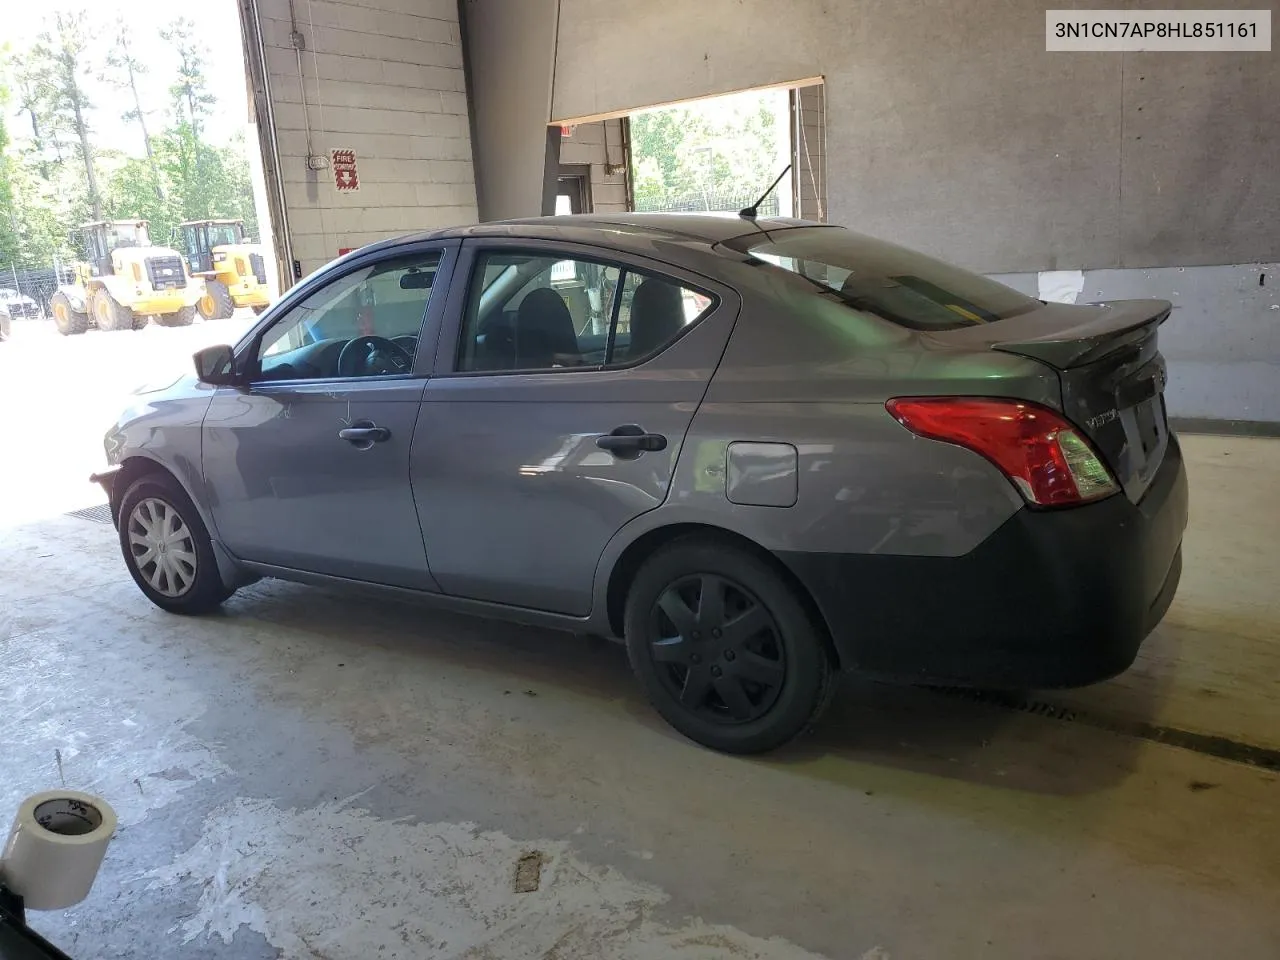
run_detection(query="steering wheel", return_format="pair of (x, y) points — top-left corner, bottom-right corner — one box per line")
(336, 335), (414, 378)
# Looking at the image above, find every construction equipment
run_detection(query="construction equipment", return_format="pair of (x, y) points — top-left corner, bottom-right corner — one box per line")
(177, 219), (271, 320)
(49, 221), (203, 335)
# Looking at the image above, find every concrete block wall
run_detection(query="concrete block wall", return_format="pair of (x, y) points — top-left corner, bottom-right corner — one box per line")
(557, 120), (629, 213)
(257, 0), (478, 278)
(990, 264), (1280, 423)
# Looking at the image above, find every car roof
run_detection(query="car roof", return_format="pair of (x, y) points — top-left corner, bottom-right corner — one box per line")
(360, 213), (834, 258)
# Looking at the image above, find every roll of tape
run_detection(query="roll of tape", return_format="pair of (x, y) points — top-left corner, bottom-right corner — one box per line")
(1, 791), (116, 910)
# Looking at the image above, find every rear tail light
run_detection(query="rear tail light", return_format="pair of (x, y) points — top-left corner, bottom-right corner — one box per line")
(886, 397), (1118, 507)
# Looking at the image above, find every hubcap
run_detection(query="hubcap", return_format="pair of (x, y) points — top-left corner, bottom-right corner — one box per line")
(648, 574), (786, 723)
(127, 498), (198, 598)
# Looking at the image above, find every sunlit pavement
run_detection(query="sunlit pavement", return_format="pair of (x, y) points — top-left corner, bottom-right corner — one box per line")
(0, 313), (256, 527)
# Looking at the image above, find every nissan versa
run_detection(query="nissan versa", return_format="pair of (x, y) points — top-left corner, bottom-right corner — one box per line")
(92, 214), (1188, 753)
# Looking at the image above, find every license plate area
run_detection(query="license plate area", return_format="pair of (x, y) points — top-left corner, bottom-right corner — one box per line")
(1134, 394), (1165, 458)
(1060, 334), (1167, 503)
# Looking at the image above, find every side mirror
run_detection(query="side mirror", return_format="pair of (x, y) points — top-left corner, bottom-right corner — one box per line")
(193, 344), (240, 386)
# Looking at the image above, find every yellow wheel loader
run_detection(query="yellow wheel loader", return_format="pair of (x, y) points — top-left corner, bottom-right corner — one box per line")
(177, 219), (271, 320)
(49, 221), (204, 335)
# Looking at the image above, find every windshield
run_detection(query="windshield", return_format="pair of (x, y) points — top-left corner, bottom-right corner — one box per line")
(739, 227), (1038, 331)
(209, 223), (244, 247)
(104, 222), (150, 251)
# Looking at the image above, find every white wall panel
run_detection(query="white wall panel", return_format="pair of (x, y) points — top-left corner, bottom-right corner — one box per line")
(257, 0), (477, 278)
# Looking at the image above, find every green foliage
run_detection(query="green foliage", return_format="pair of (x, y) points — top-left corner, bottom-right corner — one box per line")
(630, 91), (783, 212)
(0, 112), (18, 265)
(1, 12), (259, 268)
(26, 11), (103, 219)
(161, 18), (216, 132)
(101, 127), (260, 250)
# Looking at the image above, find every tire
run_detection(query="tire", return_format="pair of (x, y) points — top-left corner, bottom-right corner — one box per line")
(251, 303), (269, 316)
(92, 291), (136, 332)
(50, 292), (89, 336)
(117, 473), (234, 614)
(624, 536), (835, 754)
(197, 281), (235, 321)
(155, 305), (197, 327)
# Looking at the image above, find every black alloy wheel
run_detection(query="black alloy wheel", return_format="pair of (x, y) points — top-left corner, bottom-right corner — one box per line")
(625, 537), (834, 754)
(649, 574), (785, 723)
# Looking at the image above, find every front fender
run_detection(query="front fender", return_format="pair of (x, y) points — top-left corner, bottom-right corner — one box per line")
(56, 285), (86, 313)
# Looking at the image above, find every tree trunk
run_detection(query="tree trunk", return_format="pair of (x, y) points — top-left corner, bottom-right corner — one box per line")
(60, 52), (102, 220)
(187, 88), (201, 139)
(127, 65), (153, 160)
(71, 93), (102, 220)
(125, 58), (163, 200)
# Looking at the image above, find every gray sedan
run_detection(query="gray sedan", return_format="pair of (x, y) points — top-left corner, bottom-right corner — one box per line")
(92, 214), (1188, 753)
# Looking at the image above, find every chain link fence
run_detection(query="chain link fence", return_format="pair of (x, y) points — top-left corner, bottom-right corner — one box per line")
(0, 259), (75, 320)
(633, 190), (780, 217)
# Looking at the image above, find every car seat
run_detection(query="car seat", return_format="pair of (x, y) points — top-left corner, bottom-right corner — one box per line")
(513, 287), (578, 367)
(627, 279), (685, 360)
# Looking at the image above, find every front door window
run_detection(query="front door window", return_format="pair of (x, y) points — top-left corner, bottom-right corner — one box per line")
(255, 254), (441, 381)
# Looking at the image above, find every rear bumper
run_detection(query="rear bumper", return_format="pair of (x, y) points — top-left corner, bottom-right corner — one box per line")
(781, 435), (1189, 688)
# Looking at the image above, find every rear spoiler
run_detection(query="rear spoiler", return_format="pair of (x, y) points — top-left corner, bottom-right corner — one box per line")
(991, 300), (1172, 370)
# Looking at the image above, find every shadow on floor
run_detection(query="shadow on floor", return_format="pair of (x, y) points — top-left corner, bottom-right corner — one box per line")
(208, 576), (1175, 800)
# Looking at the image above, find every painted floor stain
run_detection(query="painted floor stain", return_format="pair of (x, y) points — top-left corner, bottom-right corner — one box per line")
(144, 795), (845, 959)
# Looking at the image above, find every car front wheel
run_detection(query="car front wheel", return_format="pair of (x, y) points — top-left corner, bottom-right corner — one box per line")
(117, 474), (233, 614)
(624, 537), (835, 753)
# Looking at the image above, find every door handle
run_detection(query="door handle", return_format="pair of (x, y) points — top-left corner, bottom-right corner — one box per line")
(338, 421), (391, 447)
(596, 424), (667, 458)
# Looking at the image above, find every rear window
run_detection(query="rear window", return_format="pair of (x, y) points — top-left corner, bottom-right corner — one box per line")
(738, 227), (1039, 331)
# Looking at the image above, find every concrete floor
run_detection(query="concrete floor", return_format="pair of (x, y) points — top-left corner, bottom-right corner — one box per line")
(2, 320), (1279, 958)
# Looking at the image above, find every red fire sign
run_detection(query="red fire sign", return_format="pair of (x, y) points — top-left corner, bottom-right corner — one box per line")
(332, 149), (359, 191)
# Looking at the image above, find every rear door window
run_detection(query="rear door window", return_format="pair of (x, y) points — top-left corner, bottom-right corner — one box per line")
(737, 227), (1039, 331)
(455, 250), (717, 373)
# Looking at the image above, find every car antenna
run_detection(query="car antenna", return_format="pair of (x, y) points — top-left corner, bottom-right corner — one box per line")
(739, 164), (792, 220)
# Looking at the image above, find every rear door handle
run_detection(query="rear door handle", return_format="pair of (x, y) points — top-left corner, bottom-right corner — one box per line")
(596, 424), (667, 458)
(338, 420), (391, 446)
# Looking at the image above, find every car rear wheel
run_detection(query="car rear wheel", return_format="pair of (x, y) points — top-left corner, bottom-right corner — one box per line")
(51, 293), (89, 335)
(198, 281), (234, 320)
(624, 537), (835, 753)
(117, 474), (234, 614)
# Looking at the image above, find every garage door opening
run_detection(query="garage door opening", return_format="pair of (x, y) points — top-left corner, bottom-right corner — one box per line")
(626, 80), (827, 221)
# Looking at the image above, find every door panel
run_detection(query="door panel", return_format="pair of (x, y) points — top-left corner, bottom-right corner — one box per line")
(414, 245), (739, 616)
(204, 379), (435, 589)
(201, 244), (454, 589)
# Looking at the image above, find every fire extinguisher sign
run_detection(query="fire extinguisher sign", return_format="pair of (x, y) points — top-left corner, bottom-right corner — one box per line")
(332, 149), (359, 191)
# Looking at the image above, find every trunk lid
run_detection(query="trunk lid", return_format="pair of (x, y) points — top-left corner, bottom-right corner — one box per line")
(935, 299), (1172, 503)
